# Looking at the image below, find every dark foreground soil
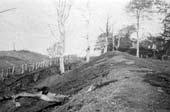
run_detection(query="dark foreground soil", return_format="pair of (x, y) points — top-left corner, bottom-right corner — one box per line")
(1, 51), (170, 112)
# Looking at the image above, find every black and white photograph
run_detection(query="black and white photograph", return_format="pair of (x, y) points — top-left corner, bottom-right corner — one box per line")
(0, 0), (170, 111)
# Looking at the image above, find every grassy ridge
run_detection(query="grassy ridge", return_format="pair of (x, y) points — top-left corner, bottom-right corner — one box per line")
(0, 50), (49, 69)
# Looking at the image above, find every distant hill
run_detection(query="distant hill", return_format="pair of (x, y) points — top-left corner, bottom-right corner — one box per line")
(0, 50), (49, 68)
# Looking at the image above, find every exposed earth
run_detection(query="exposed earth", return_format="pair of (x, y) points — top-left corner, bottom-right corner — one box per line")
(0, 51), (170, 112)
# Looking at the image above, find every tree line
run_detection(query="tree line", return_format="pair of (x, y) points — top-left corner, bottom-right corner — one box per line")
(95, 0), (170, 59)
(47, 0), (170, 74)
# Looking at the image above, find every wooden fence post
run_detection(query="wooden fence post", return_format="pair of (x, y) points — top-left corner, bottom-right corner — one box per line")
(36, 63), (38, 70)
(42, 62), (44, 68)
(27, 65), (29, 72)
(0, 69), (4, 81)
(38, 62), (40, 69)
(34, 63), (36, 70)
(47, 61), (49, 67)
(36, 63), (39, 69)
(41, 62), (43, 68)
(40, 62), (42, 69)
(38, 63), (40, 69)
(32, 63), (35, 71)
(35, 63), (37, 70)
(8, 67), (10, 76)
(50, 60), (52, 66)
(44, 61), (47, 68)
(49, 60), (51, 67)
(47, 60), (49, 67)
(44, 61), (46, 68)
(25, 64), (28, 72)
(6, 68), (9, 78)
(43, 61), (45, 68)
(4, 69), (6, 79)
(12, 66), (15, 75)
(53, 59), (55, 65)
(48, 60), (49, 67)
(28, 65), (31, 72)
(30, 64), (32, 72)
(39, 62), (41, 69)
(57, 58), (59, 64)
(21, 64), (24, 74)
(31, 64), (33, 71)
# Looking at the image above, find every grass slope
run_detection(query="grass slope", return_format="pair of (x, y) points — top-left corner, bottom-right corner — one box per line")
(0, 56), (26, 68)
(0, 50), (49, 68)
(51, 51), (170, 112)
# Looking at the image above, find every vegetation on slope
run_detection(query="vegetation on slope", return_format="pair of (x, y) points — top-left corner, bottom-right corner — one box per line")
(0, 50), (49, 69)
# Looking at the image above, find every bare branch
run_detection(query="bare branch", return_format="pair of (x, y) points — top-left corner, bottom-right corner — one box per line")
(48, 24), (58, 40)
(0, 8), (16, 14)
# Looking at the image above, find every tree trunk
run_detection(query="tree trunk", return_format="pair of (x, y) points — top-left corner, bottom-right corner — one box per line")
(86, 35), (90, 62)
(59, 25), (65, 74)
(54, 0), (72, 74)
(59, 54), (65, 73)
(117, 37), (121, 49)
(112, 36), (115, 51)
(136, 33), (140, 57)
(86, 49), (90, 62)
(104, 37), (108, 53)
(136, 11), (140, 57)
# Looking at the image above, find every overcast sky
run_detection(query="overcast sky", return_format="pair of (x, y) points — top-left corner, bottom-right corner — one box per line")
(0, 0), (162, 56)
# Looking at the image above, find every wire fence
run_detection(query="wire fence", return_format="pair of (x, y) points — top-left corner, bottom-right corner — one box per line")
(0, 56), (81, 81)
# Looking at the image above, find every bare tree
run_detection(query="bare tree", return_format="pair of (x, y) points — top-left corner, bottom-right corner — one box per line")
(126, 0), (154, 57)
(104, 16), (112, 53)
(79, 0), (91, 62)
(99, 15), (112, 53)
(95, 16), (114, 54)
(53, 0), (72, 73)
(111, 24), (116, 51)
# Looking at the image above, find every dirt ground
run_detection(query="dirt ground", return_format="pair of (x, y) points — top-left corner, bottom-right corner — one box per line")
(1, 51), (170, 112)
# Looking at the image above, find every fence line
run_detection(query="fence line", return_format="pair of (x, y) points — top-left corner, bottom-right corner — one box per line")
(0, 56), (80, 81)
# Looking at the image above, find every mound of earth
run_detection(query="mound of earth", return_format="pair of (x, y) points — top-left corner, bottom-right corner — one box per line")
(1, 51), (170, 112)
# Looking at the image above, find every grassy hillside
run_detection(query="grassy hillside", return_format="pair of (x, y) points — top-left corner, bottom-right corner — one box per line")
(0, 56), (26, 68)
(0, 50), (49, 68)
